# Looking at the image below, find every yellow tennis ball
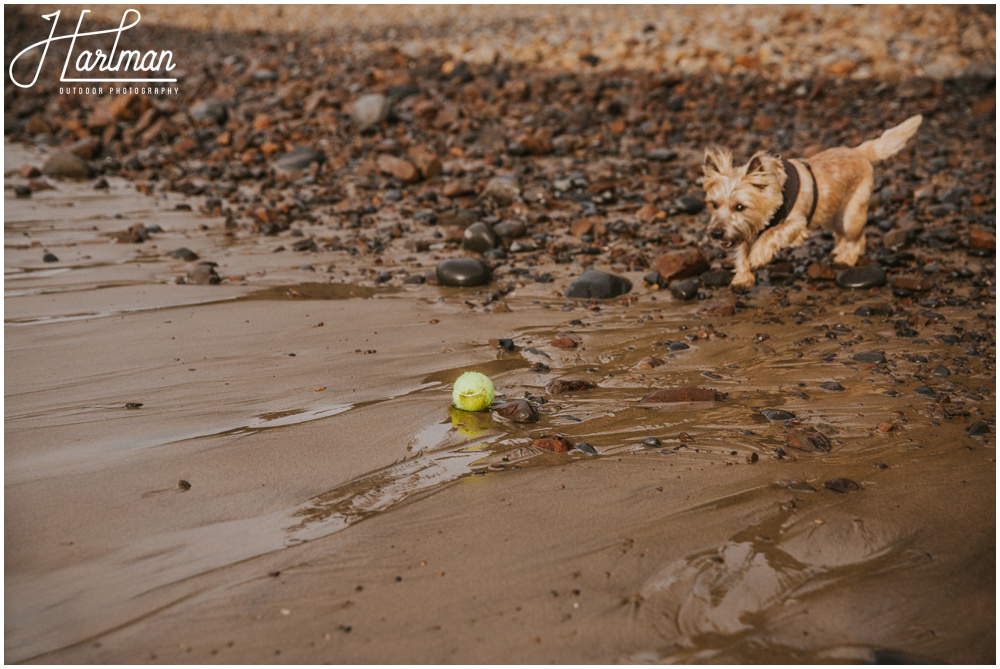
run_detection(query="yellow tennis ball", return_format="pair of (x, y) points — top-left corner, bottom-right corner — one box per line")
(452, 371), (495, 412)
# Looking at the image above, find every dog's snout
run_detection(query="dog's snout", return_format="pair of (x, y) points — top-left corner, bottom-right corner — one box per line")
(709, 228), (725, 240)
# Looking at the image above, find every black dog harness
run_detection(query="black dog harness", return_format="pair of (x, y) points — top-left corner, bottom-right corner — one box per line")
(766, 157), (819, 230)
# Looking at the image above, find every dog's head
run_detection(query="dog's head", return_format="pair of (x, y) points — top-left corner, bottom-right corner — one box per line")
(702, 148), (786, 248)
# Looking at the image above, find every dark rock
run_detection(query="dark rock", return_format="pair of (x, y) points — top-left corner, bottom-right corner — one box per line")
(351, 93), (391, 128)
(967, 421), (991, 436)
(786, 427), (832, 453)
(168, 247), (199, 261)
(42, 252), (58, 262)
(853, 351), (886, 364)
(545, 379), (595, 395)
(533, 435), (572, 453)
(675, 193), (706, 215)
(190, 98), (228, 125)
(565, 268), (632, 299)
(701, 270), (734, 287)
(654, 249), (710, 284)
(462, 222), (499, 253)
(494, 399), (539, 423)
(15, 185), (32, 198)
(915, 386), (937, 397)
(493, 219), (528, 240)
(761, 409), (796, 421)
(820, 381), (845, 392)
(436, 258), (490, 287)
(114, 223), (151, 243)
(574, 442), (599, 455)
(274, 146), (324, 172)
(42, 151), (93, 180)
(836, 264), (887, 289)
(669, 278), (700, 301)
(824, 478), (861, 493)
(640, 437), (662, 448)
(639, 387), (724, 403)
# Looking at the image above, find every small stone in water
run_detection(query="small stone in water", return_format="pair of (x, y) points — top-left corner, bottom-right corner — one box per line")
(820, 381), (845, 392)
(462, 222), (499, 253)
(574, 442), (599, 455)
(494, 399), (539, 423)
(786, 427), (832, 453)
(533, 435), (572, 453)
(640, 437), (662, 448)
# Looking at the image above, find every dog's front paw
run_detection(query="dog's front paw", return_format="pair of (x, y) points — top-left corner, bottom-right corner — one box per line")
(729, 271), (755, 293)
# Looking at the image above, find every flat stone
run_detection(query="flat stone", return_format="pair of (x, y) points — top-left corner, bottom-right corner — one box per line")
(565, 268), (632, 299)
(435, 258), (491, 287)
(853, 351), (886, 364)
(786, 427), (832, 453)
(836, 264), (886, 289)
(274, 146), (324, 172)
(376, 154), (420, 183)
(761, 409), (796, 421)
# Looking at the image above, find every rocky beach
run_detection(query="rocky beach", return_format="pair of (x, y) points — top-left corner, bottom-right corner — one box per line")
(4, 4), (996, 664)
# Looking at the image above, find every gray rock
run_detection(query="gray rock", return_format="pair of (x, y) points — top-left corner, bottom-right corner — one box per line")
(351, 93), (391, 129)
(669, 278), (699, 301)
(481, 174), (520, 205)
(462, 222), (499, 253)
(186, 262), (221, 285)
(190, 98), (228, 125)
(274, 146), (324, 172)
(566, 268), (632, 299)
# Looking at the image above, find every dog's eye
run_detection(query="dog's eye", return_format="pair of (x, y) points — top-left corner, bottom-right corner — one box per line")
(734, 203), (745, 212)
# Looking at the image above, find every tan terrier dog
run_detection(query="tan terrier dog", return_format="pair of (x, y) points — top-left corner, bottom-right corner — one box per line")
(703, 115), (923, 291)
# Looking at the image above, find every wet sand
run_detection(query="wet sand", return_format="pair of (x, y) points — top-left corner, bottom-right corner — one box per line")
(5, 139), (995, 663)
(4, 4), (996, 665)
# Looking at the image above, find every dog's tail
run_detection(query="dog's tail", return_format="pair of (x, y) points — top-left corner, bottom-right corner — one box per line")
(857, 115), (923, 163)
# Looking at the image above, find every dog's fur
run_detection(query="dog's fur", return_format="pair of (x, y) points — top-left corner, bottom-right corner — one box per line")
(703, 115), (923, 291)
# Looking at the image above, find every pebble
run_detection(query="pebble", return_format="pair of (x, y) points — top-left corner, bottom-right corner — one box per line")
(274, 146), (324, 172)
(967, 421), (991, 436)
(565, 268), (632, 299)
(574, 442), (599, 455)
(377, 154), (421, 183)
(435, 258), (491, 287)
(190, 98), (228, 125)
(481, 174), (521, 205)
(668, 278), (700, 301)
(640, 437), (662, 448)
(494, 399), (539, 423)
(533, 435), (572, 453)
(462, 222), (499, 253)
(168, 248), (200, 261)
(853, 351), (886, 364)
(836, 264), (887, 289)
(674, 193), (706, 215)
(42, 151), (93, 180)
(824, 478), (861, 493)
(42, 252), (58, 262)
(654, 249), (710, 284)
(351, 93), (391, 128)
(820, 381), (845, 392)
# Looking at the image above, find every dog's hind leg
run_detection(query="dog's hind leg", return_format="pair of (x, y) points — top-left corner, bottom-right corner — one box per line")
(832, 178), (873, 266)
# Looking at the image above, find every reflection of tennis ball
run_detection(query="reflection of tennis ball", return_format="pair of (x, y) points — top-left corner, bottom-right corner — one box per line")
(452, 371), (495, 412)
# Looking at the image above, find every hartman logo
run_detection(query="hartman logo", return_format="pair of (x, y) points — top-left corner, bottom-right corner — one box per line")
(8, 8), (179, 93)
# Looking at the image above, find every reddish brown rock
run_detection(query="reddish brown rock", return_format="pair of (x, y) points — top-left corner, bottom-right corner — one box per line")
(533, 435), (572, 452)
(654, 249), (709, 284)
(407, 147), (442, 179)
(968, 228), (995, 250)
(639, 387), (724, 403)
(377, 154), (421, 183)
(442, 179), (476, 198)
(892, 276), (933, 292)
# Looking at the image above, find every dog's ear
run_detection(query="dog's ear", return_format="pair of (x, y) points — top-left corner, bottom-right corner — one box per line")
(703, 146), (731, 176)
(746, 151), (770, 175)
(744, 151), (779, 189)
